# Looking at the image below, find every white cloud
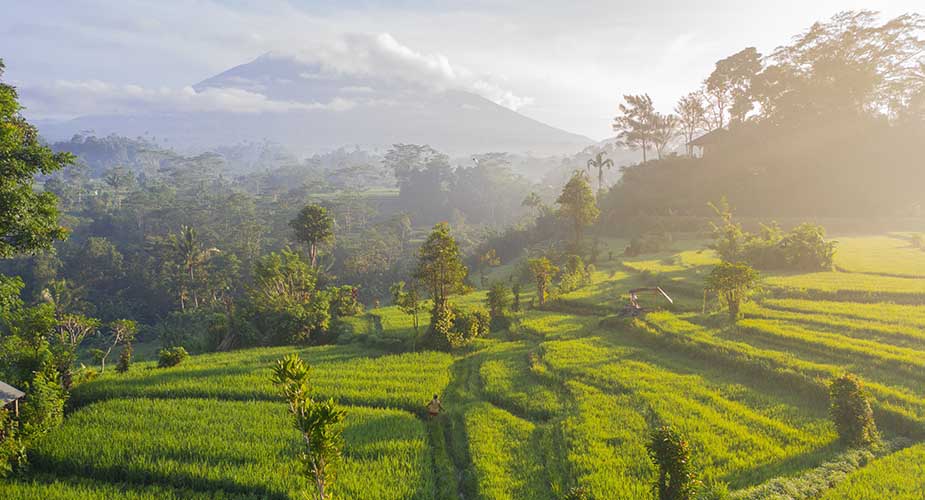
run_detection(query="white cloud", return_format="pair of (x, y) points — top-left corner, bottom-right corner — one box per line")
(271, 32), (534, 111)
(7, 0), (923, 139)
(20, 80), (355, 118)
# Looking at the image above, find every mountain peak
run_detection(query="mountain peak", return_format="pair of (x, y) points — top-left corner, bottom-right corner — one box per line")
(45, 52), (592, 156)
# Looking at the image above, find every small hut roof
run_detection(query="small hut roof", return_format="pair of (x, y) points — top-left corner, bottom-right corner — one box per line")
(687, 128), (728, 147)
(0, 381), (25, 405)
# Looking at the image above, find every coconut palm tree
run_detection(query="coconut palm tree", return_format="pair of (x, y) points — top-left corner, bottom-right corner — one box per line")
(173, 225), (220, 310)
(586, 151), (614, 198)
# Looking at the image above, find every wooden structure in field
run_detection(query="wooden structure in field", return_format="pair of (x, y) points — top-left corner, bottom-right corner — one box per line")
(688, 128), (728, 158)
(0, 381), (25, 418)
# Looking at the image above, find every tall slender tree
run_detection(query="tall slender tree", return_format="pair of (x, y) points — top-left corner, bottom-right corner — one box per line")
(556, 171), (599, 251)
(586, 151), (614, 198)
(675, 93), (706, 156)
(414, 223), (468, 316)
(613, 94), (657, 163)
(651, 113), (678, 160)
(172, 225), (220, 310)
(290, 204), (334, 268)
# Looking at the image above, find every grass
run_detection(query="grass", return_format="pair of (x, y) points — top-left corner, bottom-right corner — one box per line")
(464, 403), (550, 499)
(762, 298), (925, 330)
(764, 271), (925, 303)
(477, 342), (564, 420)
(11, 233), (925, 499)
(540, 335), (835, 488)
(20, 399), (436, 499)
(819, 443), (925, 499)
(71, 344), (453, 414)
(834, 234), (925, 278)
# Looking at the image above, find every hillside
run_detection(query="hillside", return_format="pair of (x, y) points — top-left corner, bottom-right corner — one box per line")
(4, 234), (925, 499)
(37, 52), (593, 157)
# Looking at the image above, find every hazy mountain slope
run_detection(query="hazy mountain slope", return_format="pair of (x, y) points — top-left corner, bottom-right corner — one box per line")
(40, 53), (592, 157)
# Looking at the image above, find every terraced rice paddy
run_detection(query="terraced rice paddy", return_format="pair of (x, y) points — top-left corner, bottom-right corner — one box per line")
(4, 233), (924, 499)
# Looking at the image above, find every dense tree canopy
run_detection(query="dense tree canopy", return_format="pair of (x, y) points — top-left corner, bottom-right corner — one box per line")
(0, 60), (73, 258)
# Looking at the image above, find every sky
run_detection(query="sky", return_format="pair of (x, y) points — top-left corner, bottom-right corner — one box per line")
(1, 0), (922, 140)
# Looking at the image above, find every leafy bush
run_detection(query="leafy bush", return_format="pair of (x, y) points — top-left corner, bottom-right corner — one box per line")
(705, 262), (760, 321)
(248, 249), (332, 345)
(157, 347), (189, 368)
(427, 304), (489, 350)
(116, 344), (133, 373)
(448, 305), (490, 347)
(329, 285), (362, 318)
(486, 282), (512, 330)
(648, 425), (698, 500)
(709, 200), (835, 270)
(829, 374), (878, 446)
(18, 371), (66, 439)
(0, 408), (25, 478)
(778, 223), (837, 271)
(558, 255), (593, 294)
(529, 257), (558, 305)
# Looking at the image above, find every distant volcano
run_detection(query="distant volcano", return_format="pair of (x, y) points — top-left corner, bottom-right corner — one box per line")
(38, 52), (592, 156)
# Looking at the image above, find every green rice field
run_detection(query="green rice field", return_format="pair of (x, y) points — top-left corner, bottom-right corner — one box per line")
(3, 234), (924, 499)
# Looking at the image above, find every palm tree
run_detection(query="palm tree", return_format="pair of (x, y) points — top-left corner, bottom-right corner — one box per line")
(586, 151), (614, 198)
(173, 225), (220, 310)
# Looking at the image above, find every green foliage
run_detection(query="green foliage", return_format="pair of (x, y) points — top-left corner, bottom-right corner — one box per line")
(389, 280), (425, 345)
(707, 198), (747, 263)
(511, 283), (521, 312)
(415, 223), (468, 307)
(415, 223), (468, 342)
(249, 249), (331, 344)
(558, 255), (592, 295)
(426, 302), (488, 351)
(290, 204), (334, 267)
(708, 202), (835, 272)
(829, 374), (879, 446)
(272, 354), (346, 500)
(486, 282), (511, 320)
(154, 310), (223, 352)
(450, 305), (490, 346)
(648, 425), (698, 500)
(613, 94), (657, 162)
(51, 313), (101, 389)
(0, 59), (73, 258)
(98, 319), (137, 372)
(0, 408), (25, 477)
(19, 371), (66, 438)
(556, 171), (599, 249)
(329, 285), (362, 318)
(778, 223), (837, 271)
(528, 257), (558, 305)
(115, 343), (133, 373)
(586, 150), (614, 197)
(157, 347), (189, 368)
(705, 262), (759, 321)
